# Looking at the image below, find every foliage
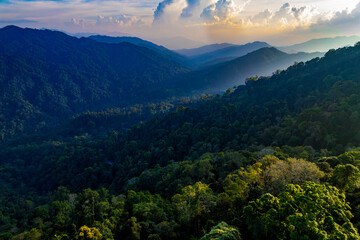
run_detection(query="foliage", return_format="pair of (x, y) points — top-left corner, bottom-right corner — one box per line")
(244, 182), (359, 240)
(77, 226), (102, 240)
(2, 33), (360, 240)
(331, 164), (360, 192)
(262, 158), (325, 194)
(0, 26), (189, 140)
(200, 222), (241, 240)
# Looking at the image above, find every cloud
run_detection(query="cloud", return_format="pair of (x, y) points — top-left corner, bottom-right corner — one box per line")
(65, 14), (144, 33)
(200, 0), (249, 24)
(309, 2), (360, 34)
(1, 0), (360, 45)
(0, 19), (36, 23)
(96, 15), (144, 27)
(181, 0), (201, 18)
(153, 0), (175, 23)
(251, 9), (272, 25)
(249, 3), (323, 29)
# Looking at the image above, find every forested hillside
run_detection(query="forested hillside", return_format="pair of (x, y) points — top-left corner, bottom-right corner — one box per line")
(0, 26), (189, 139)
(2, 42), (360, 239)
(88, 35), (189, 67)
(0, 26), (321, 141)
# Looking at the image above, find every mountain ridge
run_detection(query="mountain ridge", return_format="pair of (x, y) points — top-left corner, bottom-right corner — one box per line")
(177, 47), (323, 91)
(279, 35), (360, 53)
(176, 43), (235, 56)
(88, 35), (190, 67)
(0, 25), (190, 139)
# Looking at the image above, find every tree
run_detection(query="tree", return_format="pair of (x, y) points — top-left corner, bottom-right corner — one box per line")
(245, 76), (258, 85)
(262, 158), (324, 194)
(331, 164), (360, 192)
(200, 222), (241, 240)
(76, 189), (100, 226)
(338, 151), (360, 167)
(244, 181), (359, 240)
(77, 226), (102, 240)
(172, 182), (216, 236)
(223, 173), (249, 201)
(258, 155), (280, 170)
(121, 217), (141, 240)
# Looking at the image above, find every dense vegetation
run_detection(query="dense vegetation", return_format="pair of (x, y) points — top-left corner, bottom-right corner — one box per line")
(2, 28), (360, 239)
(0, 26), (322, 140)
(2, 147), (360, 240)
(88, 35), (189, 67)
(0, 26), (188, 139)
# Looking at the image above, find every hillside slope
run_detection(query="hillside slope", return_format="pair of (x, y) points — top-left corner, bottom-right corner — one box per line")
(89, 35), (190, 67)
(0, 26), (189, 139)
(3, 43), (360, 192)
(176, 43), (235, 56)
(2, 42), (360, 240)
(178, 47), (323, 91)
(189, 41), (271, 67)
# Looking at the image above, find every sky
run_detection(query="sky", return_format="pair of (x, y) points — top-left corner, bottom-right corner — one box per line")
(0, 0), (360, 47)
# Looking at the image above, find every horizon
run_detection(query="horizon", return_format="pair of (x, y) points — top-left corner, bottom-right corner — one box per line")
(1, 0), (360, 48)
(2, 24), (360, 51)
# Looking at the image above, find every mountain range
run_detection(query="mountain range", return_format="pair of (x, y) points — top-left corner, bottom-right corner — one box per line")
(176, 43), (235, 56)
(2, 24), (360, 240)
(279, 35), (360, 53)
(0, 25), (343, 140)
(187, 41), (273, 67)
(2, 33), (360, 240)
(89, 35), (189, 67)
(0, 26), (189, 139)
(176, 47), (323, 91)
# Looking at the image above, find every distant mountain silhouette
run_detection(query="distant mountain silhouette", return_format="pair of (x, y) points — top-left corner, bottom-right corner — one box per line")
(176, 43), (235, 57)
(279, 36), (360, 53)
(178, 47), (323, 91)
(188, 41), (272, 67)
(151, 36), (205, 49)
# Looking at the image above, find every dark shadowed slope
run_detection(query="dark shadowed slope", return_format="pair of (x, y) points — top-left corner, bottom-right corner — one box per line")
(0, 26), (189, 138)
(89, 35), (190, 67)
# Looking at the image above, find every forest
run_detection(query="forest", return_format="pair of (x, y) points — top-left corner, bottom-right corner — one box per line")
(0, 24), (360, 240)
(0, 26), (321, 140)
(1, 39), (360, 239)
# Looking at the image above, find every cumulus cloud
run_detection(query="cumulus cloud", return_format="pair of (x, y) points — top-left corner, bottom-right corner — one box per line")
(67, 18), (87, 29)
(200, 0), (249, 24)
(251, 9), (272, 25)
(153, 0), (175, 22)
(309, 2), (360, 34)
(249, 3), (323, 29)
(96, 15), (144, 27)
(2, 0), (360, 45)
(181, 0), (201, 18)
(65, 14), (144, 33)
(153, 0), (215, 23)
